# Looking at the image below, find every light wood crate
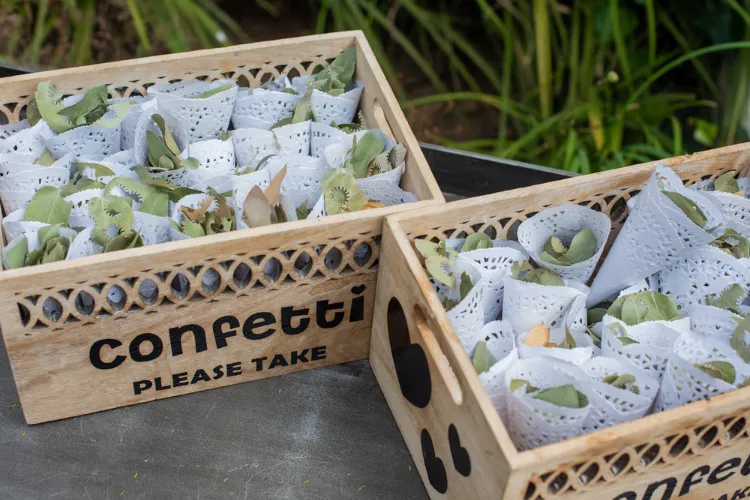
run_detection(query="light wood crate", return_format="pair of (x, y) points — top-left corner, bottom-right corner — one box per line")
(370, 143), (750, 500)
(0, 31), (443, 424)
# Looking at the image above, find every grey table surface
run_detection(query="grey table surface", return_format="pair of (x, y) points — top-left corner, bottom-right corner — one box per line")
(0, 332), (429, 500)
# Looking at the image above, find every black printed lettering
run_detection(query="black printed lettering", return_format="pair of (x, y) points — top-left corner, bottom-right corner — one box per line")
(154, 377), (171, 391)
(291, 349), (309, 364)
(90, 339), (126, 370)
(269, 354), (289, 369)
(709, 459), (741, 485)
(243, 312), (276, 340)
(349, 295), (364, 322)
(316, 300), (345, 328)
(281, 306), (310, 335)
(680, 465), (710, 495)
(130, 333), (163, 362)
(213, 365), (224, 380)
(133, 380), (152, 395)
(191, 369), (211, 384)
(613, 493), (636, 500)
(311, 345), (327, 361)
(169, 324), (207, 356)
(172, 372), (189, 387)
(251, 357), (267, 371)
(212, 316), (239, 348)
(742, 453), (750, 476)
(644, 477), (677, 500)
(732, 487), (750, 500)
(226, 362), (242, 377)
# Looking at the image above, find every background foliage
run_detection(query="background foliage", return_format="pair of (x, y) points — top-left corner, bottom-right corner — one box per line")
(3, 0), (750, 173)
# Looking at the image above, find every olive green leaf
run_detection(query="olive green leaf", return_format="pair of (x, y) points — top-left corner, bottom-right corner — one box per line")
(103, 230), (143, 252)
(144, 115), (198, 172)
(715, 172), (740, 194)
(539, 228), (598, 266)
(331, 122), (363, 133)
(26, 98), (41, 126)
(24, 187), (73, 225)
(458, 272), (473, 298)
(661, 190), (707, 229)
(132, 165), (201, 203)
(607, 291), (681, 326)
(693, 361), (736, 385)
(24, 224), (72, 265)
(587, 302), (612, 325)
(296, 200), (311, 220)
(178, 196), (234, 237)
(532, 384), (589, 409)
(309, 46), (356, 96)
(271, 87), (314, 128)
(344, 131), (386, 179)
(705, 284), (746, 314)
(321, 169), (368, 215)
(368, 143), (406, 177)
(414, 238), (452, 260)
(35, 82), (72, 133)
(473, 341), (496, 374)
(462, 233), (493, 252)
(608, 323), (640, 346)
(88, 195), (134, 245)
(182, 220), (206, 238)
(191, 83), (232, 99)
(511, 260), (534, 279)
(34, 150), (56, 166)
(105, 177), (169, 218)
(426, 255), (455, 290)
(602, 374), (639, 394)
(711, 229), (750, 259)
(519, 268), (565, 287)
(730, 317), (750, 363)
(58, 85), (108, 121)
(557, 327), (577, 349)
(586, 326), (601, 348)
(74, 161), (116, 179)
(3, 236), (28, 269)
(89, 100), (131, 129)
(59, 177), (106, 198)
(510, 379), (538, 393)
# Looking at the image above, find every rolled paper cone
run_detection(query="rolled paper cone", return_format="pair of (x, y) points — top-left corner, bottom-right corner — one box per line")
(658, 246), (750, 311)
(655, 331), (750, 412)
(588, 165), (726, 306)
(149, 79), (238, 142)
(310, 122), (349, 158)
(231, 169), (272, 229)
(133, 107), (189, 166)
(132, 211), (172, 246)
(0, 150), (74, 180)
(601, 314), (688, 381)
(66, 226), (101, 260)
(2, 226), (78, 269)
(459, 244), (529, 323)
(292, 76), (364, 125)
(271, 165), (326, 209)
(0, 120), (53, 157)
(504, 357), (591, 450)
(323, 129), (381, 170)
(517, 205), (611, 283)
(438, 255), (485, 353)
(0, 167), (71, 214)
(232, 128), (280, 168)
(711, 191), (750, 235)
(182, 138), (235, 188)
(78, 158), (138, 184)
(357, 172), (417, 207)
(579, 357), (659, 434)
(0, 190), (36, 215)
(264, 154), (326, 174)
(65, 188), (105, 228)
(273, 121), (312, 156)
(502, 275), (589, 335)
(116, 95), (156, 151)
(306, 195), (326, 220)
(518, 326), (594, 365)
(231, 87), (300, 130)
(689, 304), (744, 340)
(103, 148), (138, 168)
(477, 320), (518, 428)
(45, 123), (121, 161)
(2, 208), (46, 242)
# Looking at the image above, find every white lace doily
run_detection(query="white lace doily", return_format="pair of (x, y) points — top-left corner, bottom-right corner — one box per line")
(182, 138), (235, 188)
(477, 320), (518, 427)
(65, 188), (104, 228)
(231, 87), (300, 130)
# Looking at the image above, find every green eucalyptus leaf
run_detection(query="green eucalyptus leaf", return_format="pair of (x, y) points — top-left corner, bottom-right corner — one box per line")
(540, 228), (598, 266)
(510, 379), (538, 393)
(290, 87), (313, 123)
(26, 249), (44, 266)
(710, 229), (750, 259)
(310, 46), (356, 96)
(693, 361), (736, 384)
(705, 284), (746, 314)
(182, 220), (206, 238)
(35, 82), (72, 134)
(271, 117), (293, 129)
(458, 272), (473, 300)
(192, 83), (232, 99)
(586, 326), (601, 348)
(730, 317), (750, 363)
(519, 268), (565, 287)
(91, 100), (131, 128)
(558, 327), (577, 349)
(347, 131), (386, 179)
(41, 237), (69, 263)
(510, 260), (534, 280)
(26, 98), (41, 126)
(4, 236), (28, 269)
(607, 291), (681, 326)
(24, 187), (73, 225)
(332, 122), (362, 133)
(296, 200), (311, 220)
(34, 150), (56, 166)
(104, 230), (143, 252)
(532, 384), (589, 408)
(426, 256), (455, 289)
(662, 190), (707, 229)
(321, 169), (368, 215)
(715, 172), (740, 194)
(58, 85), (108, 120)
(38, 224), (62, 247)
(602, 373), (639, 394)
(180, 157), (200, 170)
(587, 302), (612, 325)
(473, 341), (496, 374)
(75, 161), (115, 178)
(462, 233), (493, 252)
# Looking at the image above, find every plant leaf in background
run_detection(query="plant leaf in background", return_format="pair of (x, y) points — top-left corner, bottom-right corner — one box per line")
(344, 131), (386, 178)
(191, 83), (232, 99)
(693, 360), (736, 384)
(472, 340), (496, 374)
(24, 187), (73, 224)
(308, 45), (356, 96)
(532, 384), (589, 409)
(715, 172), (740, 194)
(519, 268), (565, 287)
(692, 118), (718, 146)
(731, 316), (750, 363)
(607, 291), (681, 326)
(88, 195), (135, 246)
(57, 85), (109, 124)
(602, 373), (640, 394)
(321, 169), (369, 215)
(705, 284), (747, 314)
(661, 190), (708, 228)
(540, 228), (598, 266)
(4, 236), (28, 269)
(710, 229), (750, 259)
(461, 232), (492, 252)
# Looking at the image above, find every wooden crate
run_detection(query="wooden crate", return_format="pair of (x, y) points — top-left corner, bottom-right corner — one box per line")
(370, 143), (750, 500)
(0, 31), (443, 424)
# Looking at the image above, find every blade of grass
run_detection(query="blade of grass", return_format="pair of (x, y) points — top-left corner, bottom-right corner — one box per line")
(126, 0), (153, 53)
(610, 0), (632, 90)
(499, 104), (591, 158)
(196, 0), (246, 40)
(402, 92), (535, 123)
(533, 0), (552, 119)
(645, 0), (656, 67)
(567, 2), (580, 106)
(670, 116), (683, 154)
(314, 2), (329, 32)
(26, 0), (50, 64)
